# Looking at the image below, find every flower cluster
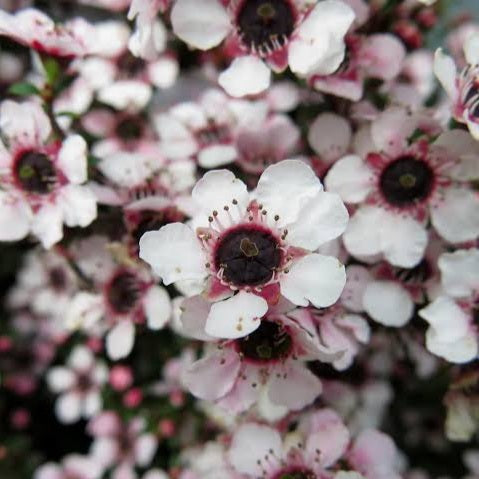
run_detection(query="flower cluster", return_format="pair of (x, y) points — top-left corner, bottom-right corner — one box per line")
(0, 0), (477, 478)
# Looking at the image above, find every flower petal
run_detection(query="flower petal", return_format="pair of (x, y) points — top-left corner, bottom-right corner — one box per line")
(57, 135), (88, 184)
(0, 193), (31, 241)
(439, 249), (479, 298)
(55, 392), (82, 424)
(433, 48), (458, 102)
(60, 184), (98, 228)
(106, 320), (135, 360)
(144, 285), (171, 330)
(47, 367), (75, 393)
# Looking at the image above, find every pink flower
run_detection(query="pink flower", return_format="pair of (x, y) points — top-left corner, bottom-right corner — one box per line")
(34, 455), (102, 479)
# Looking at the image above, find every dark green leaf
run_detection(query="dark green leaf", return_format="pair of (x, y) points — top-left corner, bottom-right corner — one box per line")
(7, 82), (40, 97)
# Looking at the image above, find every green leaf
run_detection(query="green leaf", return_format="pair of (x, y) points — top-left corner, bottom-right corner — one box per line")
(43, 57), (61, 86)
(7, 82), (40, 97)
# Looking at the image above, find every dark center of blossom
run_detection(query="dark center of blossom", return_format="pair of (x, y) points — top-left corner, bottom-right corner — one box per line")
(115, 116), (144, 141)
(196, 122), (230, 146)
(473, 306), (479, 326)
(274, 468), (316, 479)
(379, 156), (434, 207)
(117, 51), (146, 76)
(215, 226), (281, 286)
(237, 0), (295, 55)
(14, 151), (57, 194)
(393, 258), (432, 285)
(107, 272), (142, 314)
(49, 267), (67, 291)
(76, 373), (92, 392)
(238, 320), (292, 362)
(131, 208), (183, 246)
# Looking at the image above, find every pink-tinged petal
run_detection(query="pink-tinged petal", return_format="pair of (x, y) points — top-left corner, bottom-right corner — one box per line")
(33, 464), (63, 479)
(87, 411), (121, 436)
(63, 455), (103, 479)
(148, 56), (179, 89)
(325, 154), (373, 203)
(256, 159), (322, 227)
(305, 409), (350, 468)
(0, 193), (31, 241)
(55, 392), (82, 424)
(57, 135), (88, 184)
(363, 280), (413, 327)
(287, 191), (349, 250)
(143, 285), (171, 330)
(438, 249), (479, 298)
(82, 392), (102, 418)
(362, 34), (406, 80)
(218, 56), (271, 97)
(426, 333), (478, 364)
(82, 109), (116, 136)
(341, 265), (372, 312)
(431, 187), (479, 243)
(205, 292), (268, 339)
(134, 433), (157, 466)
(0, 100), (51, 144)
(106, 320), (135, 360)
(179, 295), (215, 341)
(65, 291), (103, 330)
(47, 367), (75, 393)
(112, 463), (136, 479)
(466, 116), (479, 141)
(60, 184), (98, 228)
(129, 18), (167, 60)
(228, 423), (282, 476)
(308, 113), (352, 163)
(139, 223), (207, 285)
(98, 80), (152, 111)
(68, 345), (94, 372)
(182, 349), (240, 401)
(464, 32), (479, 65)
(31, 204), (63, 248)
(433, 49), (458, 103)
(171, 0), (230, 50)
(198, 144), (237, 168)
(268, 361), (322, 410)
(281, 253), (346, 308)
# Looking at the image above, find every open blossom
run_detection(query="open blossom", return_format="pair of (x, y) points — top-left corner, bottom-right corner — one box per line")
(326, 107), (479, 267)
(170, 0), (355, 96)
(0, 100), (97, 248)
(0, 8), (94, 58)
(47, 345), (108, 424)
(434, 32), (479, 140)
(34, 455), (103, 479)
(140, 160), (348, 339)
(419, 248), (479, 363)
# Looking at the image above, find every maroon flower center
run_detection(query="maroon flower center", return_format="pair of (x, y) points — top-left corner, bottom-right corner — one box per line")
(196, 123), (230, 146)
(237, 320), (292, 362)
(107, 272), (142, 314)
(379, 156), (434, 207)
(117, 51), (146, 76)
(237, 0), (295, 55)
(274, 468), (316, 479)
(131, 208), (184, 246)
(49, 267), (67, 291)
(76, 373), (92, 392)
(14, 151), (57, 194)
(215, 225), (281, 287)
(115, 116), (144, 141)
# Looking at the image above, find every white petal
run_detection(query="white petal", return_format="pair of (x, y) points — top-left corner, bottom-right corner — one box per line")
(143, 285), (171, 330)
(426, 329), (477, 363)
(31, 204), (63, 248)
(228, 423), (282, 476)
(308, 113), (352, 162)
(68, 345), (94, 371)
(343, 206), (383, 258)
(431, 187), (479, 243)
(98, 80), (152, 111)
(66, 292), (103, 331)
(134, 434), (158, 466)
(83, 392), (102, 418)
(464, 33), (479, 66)
(287, 191), (349, 250)
(183, 349), (240, 400)
(198, 144), (237, 168)
(439, 249), (479, 298)
(268, 361), (322, 410)
(98, 152), (154, 186)
(218, 56), (271, 97)
(325, 155), (373, 203)
(363, 281), (413, 327)
(433, 48), (458, 102)
(55, 393), (82, 424)
(47, 367), (75, 393)
(0, 194), (31, 241)
(171, 0), (230, 50)
(106, 320), (135, 360)
(57, 135), (88, 184)
(341, 264), (372, 312)
(139, 223), (207, 285)
(179, 295), (214, 340)
(255, 159), (322, 226)
(281, 253), (346, 308)
(60, 184), (97, 228)
(205, 291), (268, 339)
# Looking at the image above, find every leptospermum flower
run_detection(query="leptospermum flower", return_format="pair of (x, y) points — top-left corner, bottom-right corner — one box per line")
(434, 32), (479, 140)
(325, 107), (479, 267)
(419, 248), (479, 363)
(179, 297), (337, 412)
(0, 100), (97, 248)
(170, 0), (355, 97)
(46, 345), (108, 424)
(140, 160), (348, 340)
(0, 8), (94, 59)
(34, 455), (103, 479)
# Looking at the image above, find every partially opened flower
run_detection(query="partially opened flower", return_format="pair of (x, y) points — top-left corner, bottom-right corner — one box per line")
(140, 160), (348, 339)
(434, 32), (479, 139)
(0, 100), (97, 248)
(170, 0), (355, 96)
(326, 107), (479, 267)
(47, 345), (108, 424)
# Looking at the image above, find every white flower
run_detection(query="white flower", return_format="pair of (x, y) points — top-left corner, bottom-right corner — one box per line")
(170, 0), (355, 96)
(140, 160), (348, 339)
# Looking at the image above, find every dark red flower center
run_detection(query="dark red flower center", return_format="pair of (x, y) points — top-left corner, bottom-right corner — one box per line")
(49, 267), (67, 291)
(274, 468), (316, 479)
(237, 320), (292, 362)
(379, 156), (434, 207)
(215, 225), (281, 287)
(115, 116), (144, 141)
(107, 272), (142, 314)
(196, 122), (230, 146)
(117, 51), (146, 76)
(237, 0), (295, 55)
(14, 151), (57, 194)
